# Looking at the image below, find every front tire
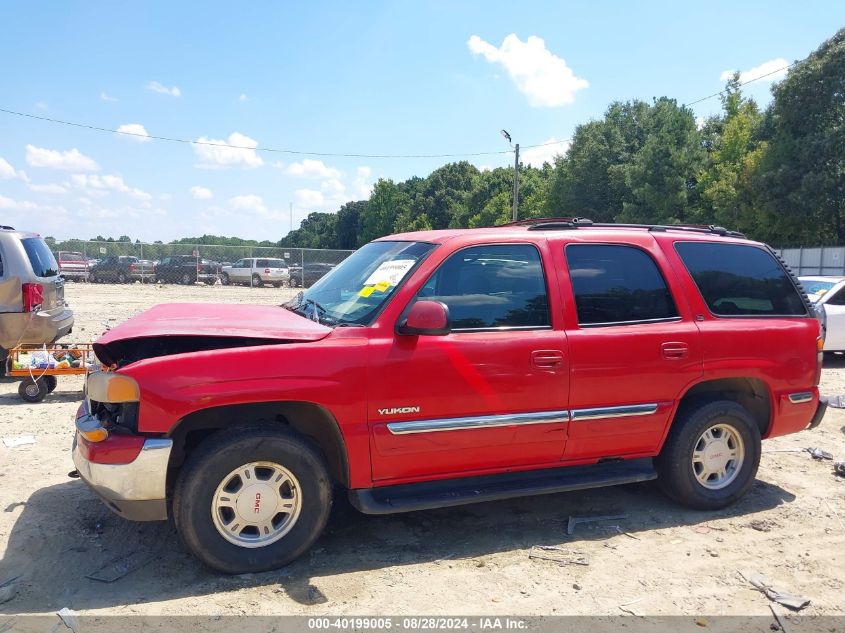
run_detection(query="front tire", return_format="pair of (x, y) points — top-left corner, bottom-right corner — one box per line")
(117, 271), (128, 284)
(173, 425), (333, 573)
(220, 273), (230, 286)
(655, 400), (760, 510)
(181, 272), (192, 285)
(251, 274), (262, 287)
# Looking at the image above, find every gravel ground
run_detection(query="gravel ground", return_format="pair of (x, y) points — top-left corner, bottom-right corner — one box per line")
(0, 281), (843, 619)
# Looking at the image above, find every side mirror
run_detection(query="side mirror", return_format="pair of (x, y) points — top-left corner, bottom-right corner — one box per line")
(397, 300), (451, 336)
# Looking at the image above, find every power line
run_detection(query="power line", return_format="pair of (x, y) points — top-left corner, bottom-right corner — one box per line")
(684, 59), (801, 107)
(0, 106), (569, 159)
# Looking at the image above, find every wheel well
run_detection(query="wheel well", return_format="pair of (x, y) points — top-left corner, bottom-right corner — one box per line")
(166, 401), (350, 487)
(678, 378), (771, 437)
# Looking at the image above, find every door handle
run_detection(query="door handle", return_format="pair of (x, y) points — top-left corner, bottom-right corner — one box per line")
(661, 342), (689, 359)
(531, 349), (564, 370)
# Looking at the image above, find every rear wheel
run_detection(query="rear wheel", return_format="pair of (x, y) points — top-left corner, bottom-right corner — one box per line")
(117, 271), (128, 284)
(251, 274), (262, 287)
(655, 400), (760, 510)
(44, 375), (58, 393)
(204, 278), (216, 286)
(18, 378), (48, 403)
(220, 273), (230, 286)
(181, 272), (192, 285)
(173, 425), (332, 573)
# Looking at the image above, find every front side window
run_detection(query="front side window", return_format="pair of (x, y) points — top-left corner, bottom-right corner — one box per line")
(416, 244), (550, 330)
(675, 242), (807, 316)
(284, 240), (436, 326)
(565, 244), (678, 326)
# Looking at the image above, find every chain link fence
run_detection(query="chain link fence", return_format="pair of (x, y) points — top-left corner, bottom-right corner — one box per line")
(49, 240), (354, 288)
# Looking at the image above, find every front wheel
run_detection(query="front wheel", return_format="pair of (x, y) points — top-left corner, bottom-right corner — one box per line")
(220, 273), (230, 286)
(181, 272), (192, 285)
(117, 271), (128, 284)
(19, 378), (48, 403)
(655, 400), (761, 510)
(251, 274), (262, 287)
(173, 425), (332, 573)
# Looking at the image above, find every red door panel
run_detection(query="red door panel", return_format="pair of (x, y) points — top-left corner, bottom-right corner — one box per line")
(368, 329), (569, 482)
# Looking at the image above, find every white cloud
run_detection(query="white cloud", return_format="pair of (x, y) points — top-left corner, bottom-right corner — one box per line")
(116, 123), (151, 142)
(190, 185), (213, 200)
(478, 165), (493, 172)
(720, 58), (790, 83)
(27, 182), (68, 194)
(228, 194), (286, 220)
(282, 158), (341, 179)
(352, 166), (373, 199)
(468, 34), (588, 107)
(0, 157), (16, 179)
(294, 188), (325, 208)
(193, 132), (264, 169)
(521, 137), (570, 167)
(239, 93), (248, 102)
(0, 194), (38, 211)
(26, 145), (99, 171)
(146, 80), (181, 97)
(100, 91), (117, 102)
(294, 166), (374, 209)
(34, 102), (48, 111)
(70, 174), (151, 200)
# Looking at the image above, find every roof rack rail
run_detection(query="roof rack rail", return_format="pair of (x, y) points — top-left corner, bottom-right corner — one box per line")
(518, 217), (745, 238)
(0, 225), (16, 230)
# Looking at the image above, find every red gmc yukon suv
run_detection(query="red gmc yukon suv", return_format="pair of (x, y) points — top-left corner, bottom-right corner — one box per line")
(72, 219), (826, 573)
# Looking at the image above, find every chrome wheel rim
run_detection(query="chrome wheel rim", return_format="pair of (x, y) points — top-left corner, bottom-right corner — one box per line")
(24, 383), (40, 397)
(211, 461), (302, 548)
(691, 423), (744, 490)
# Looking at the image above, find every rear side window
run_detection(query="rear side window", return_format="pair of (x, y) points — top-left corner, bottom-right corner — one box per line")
(417, 244), (550, 330)
(256, 259), (269, 267)
(565, 244), (678, 326)
(675, 242), (807, 316)
(21, 238), (58, 277)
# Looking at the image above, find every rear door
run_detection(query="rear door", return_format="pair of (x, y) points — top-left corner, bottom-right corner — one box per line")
(555, 238), (702, 460)
(368, 242), (570, 482)
(20, 237), (63, 310)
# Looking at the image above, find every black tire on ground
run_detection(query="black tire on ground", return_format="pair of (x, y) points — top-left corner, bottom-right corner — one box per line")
(44, 375), (58, 393)
(204, 278), (216, 285)
(172, 425), (333, 574)
(89, 273), (98, 283)
(290, 277), (300, 288)
(272, 282), (282, 288)
(655, 400), (761, 510)
(181, 272), (192, 285)
(220, 273), (230, 286)
(18, 378), (48, 403)
(251, 274), (262, 287)
(117, 271), (128, 283)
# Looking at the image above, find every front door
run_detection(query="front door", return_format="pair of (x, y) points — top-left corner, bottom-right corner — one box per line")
(368, 243), (570, 482)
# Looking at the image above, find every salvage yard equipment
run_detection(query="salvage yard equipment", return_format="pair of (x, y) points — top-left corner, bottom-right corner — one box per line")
(5, 344), (101, 402)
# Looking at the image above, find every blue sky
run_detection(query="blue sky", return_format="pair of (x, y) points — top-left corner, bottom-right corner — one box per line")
(0, 1), (841, 242)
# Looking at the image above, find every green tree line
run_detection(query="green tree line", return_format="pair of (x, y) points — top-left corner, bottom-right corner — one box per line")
(282, 28), (843, 249)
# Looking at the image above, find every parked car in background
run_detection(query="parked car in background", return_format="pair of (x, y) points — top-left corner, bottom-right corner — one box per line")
(89, 256), (155, 283)
(0, 226), (74, 356)
(799, 275), (844, 351)
(155, 255), (219, 285)
(56, 251), (89, 281)
(72, 219), (824, 573)
(288, 262), (334, 287)
(220, 257), (290, 287)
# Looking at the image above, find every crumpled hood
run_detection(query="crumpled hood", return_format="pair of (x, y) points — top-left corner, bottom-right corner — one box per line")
(94, 303), (331, 365)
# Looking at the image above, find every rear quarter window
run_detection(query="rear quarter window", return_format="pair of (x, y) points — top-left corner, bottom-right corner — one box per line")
(21, 237), (58, 277)
(675, 242), (807, 316)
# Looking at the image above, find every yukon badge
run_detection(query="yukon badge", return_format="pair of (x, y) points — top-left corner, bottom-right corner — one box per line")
(378, 406), (420, 415)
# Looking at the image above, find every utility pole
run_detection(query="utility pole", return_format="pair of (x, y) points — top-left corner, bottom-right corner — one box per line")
(501, 130), (519, 221)
(289, 202), (293, 235)
(512, 143), (520, 222)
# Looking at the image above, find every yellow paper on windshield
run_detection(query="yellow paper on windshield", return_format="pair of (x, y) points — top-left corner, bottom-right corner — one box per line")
(374, 280), (390, 292)
(359, 286), (375, 298)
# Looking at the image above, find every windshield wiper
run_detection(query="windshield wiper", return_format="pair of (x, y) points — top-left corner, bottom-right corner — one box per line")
(282, 292), (335, 325)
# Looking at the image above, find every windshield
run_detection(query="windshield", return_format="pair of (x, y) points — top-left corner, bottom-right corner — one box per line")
(284, 241), (436, 326)
(800, 278), (837, 301)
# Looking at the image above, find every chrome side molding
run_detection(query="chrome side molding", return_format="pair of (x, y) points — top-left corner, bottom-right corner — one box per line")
(570, 403), (658, 422)
(386, 410), (570, 435)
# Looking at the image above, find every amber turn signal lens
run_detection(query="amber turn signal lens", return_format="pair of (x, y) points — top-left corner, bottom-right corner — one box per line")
(80, 427), (109, 443)
(817, 337), (824, 352)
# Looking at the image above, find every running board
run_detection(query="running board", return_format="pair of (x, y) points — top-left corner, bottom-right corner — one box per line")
(349, 458), (657, 515)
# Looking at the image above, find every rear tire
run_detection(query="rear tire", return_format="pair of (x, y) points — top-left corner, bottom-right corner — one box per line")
(18, 378), (48, 403)
(44, 375), (58, 393)
(173, 425), (333, 573)
(117, 271), (128, 284)
(220, 273), (230, 286)
(655, 400), (760, 510)
(181, 272), (192, 285)
(251, 274), (262, 287)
